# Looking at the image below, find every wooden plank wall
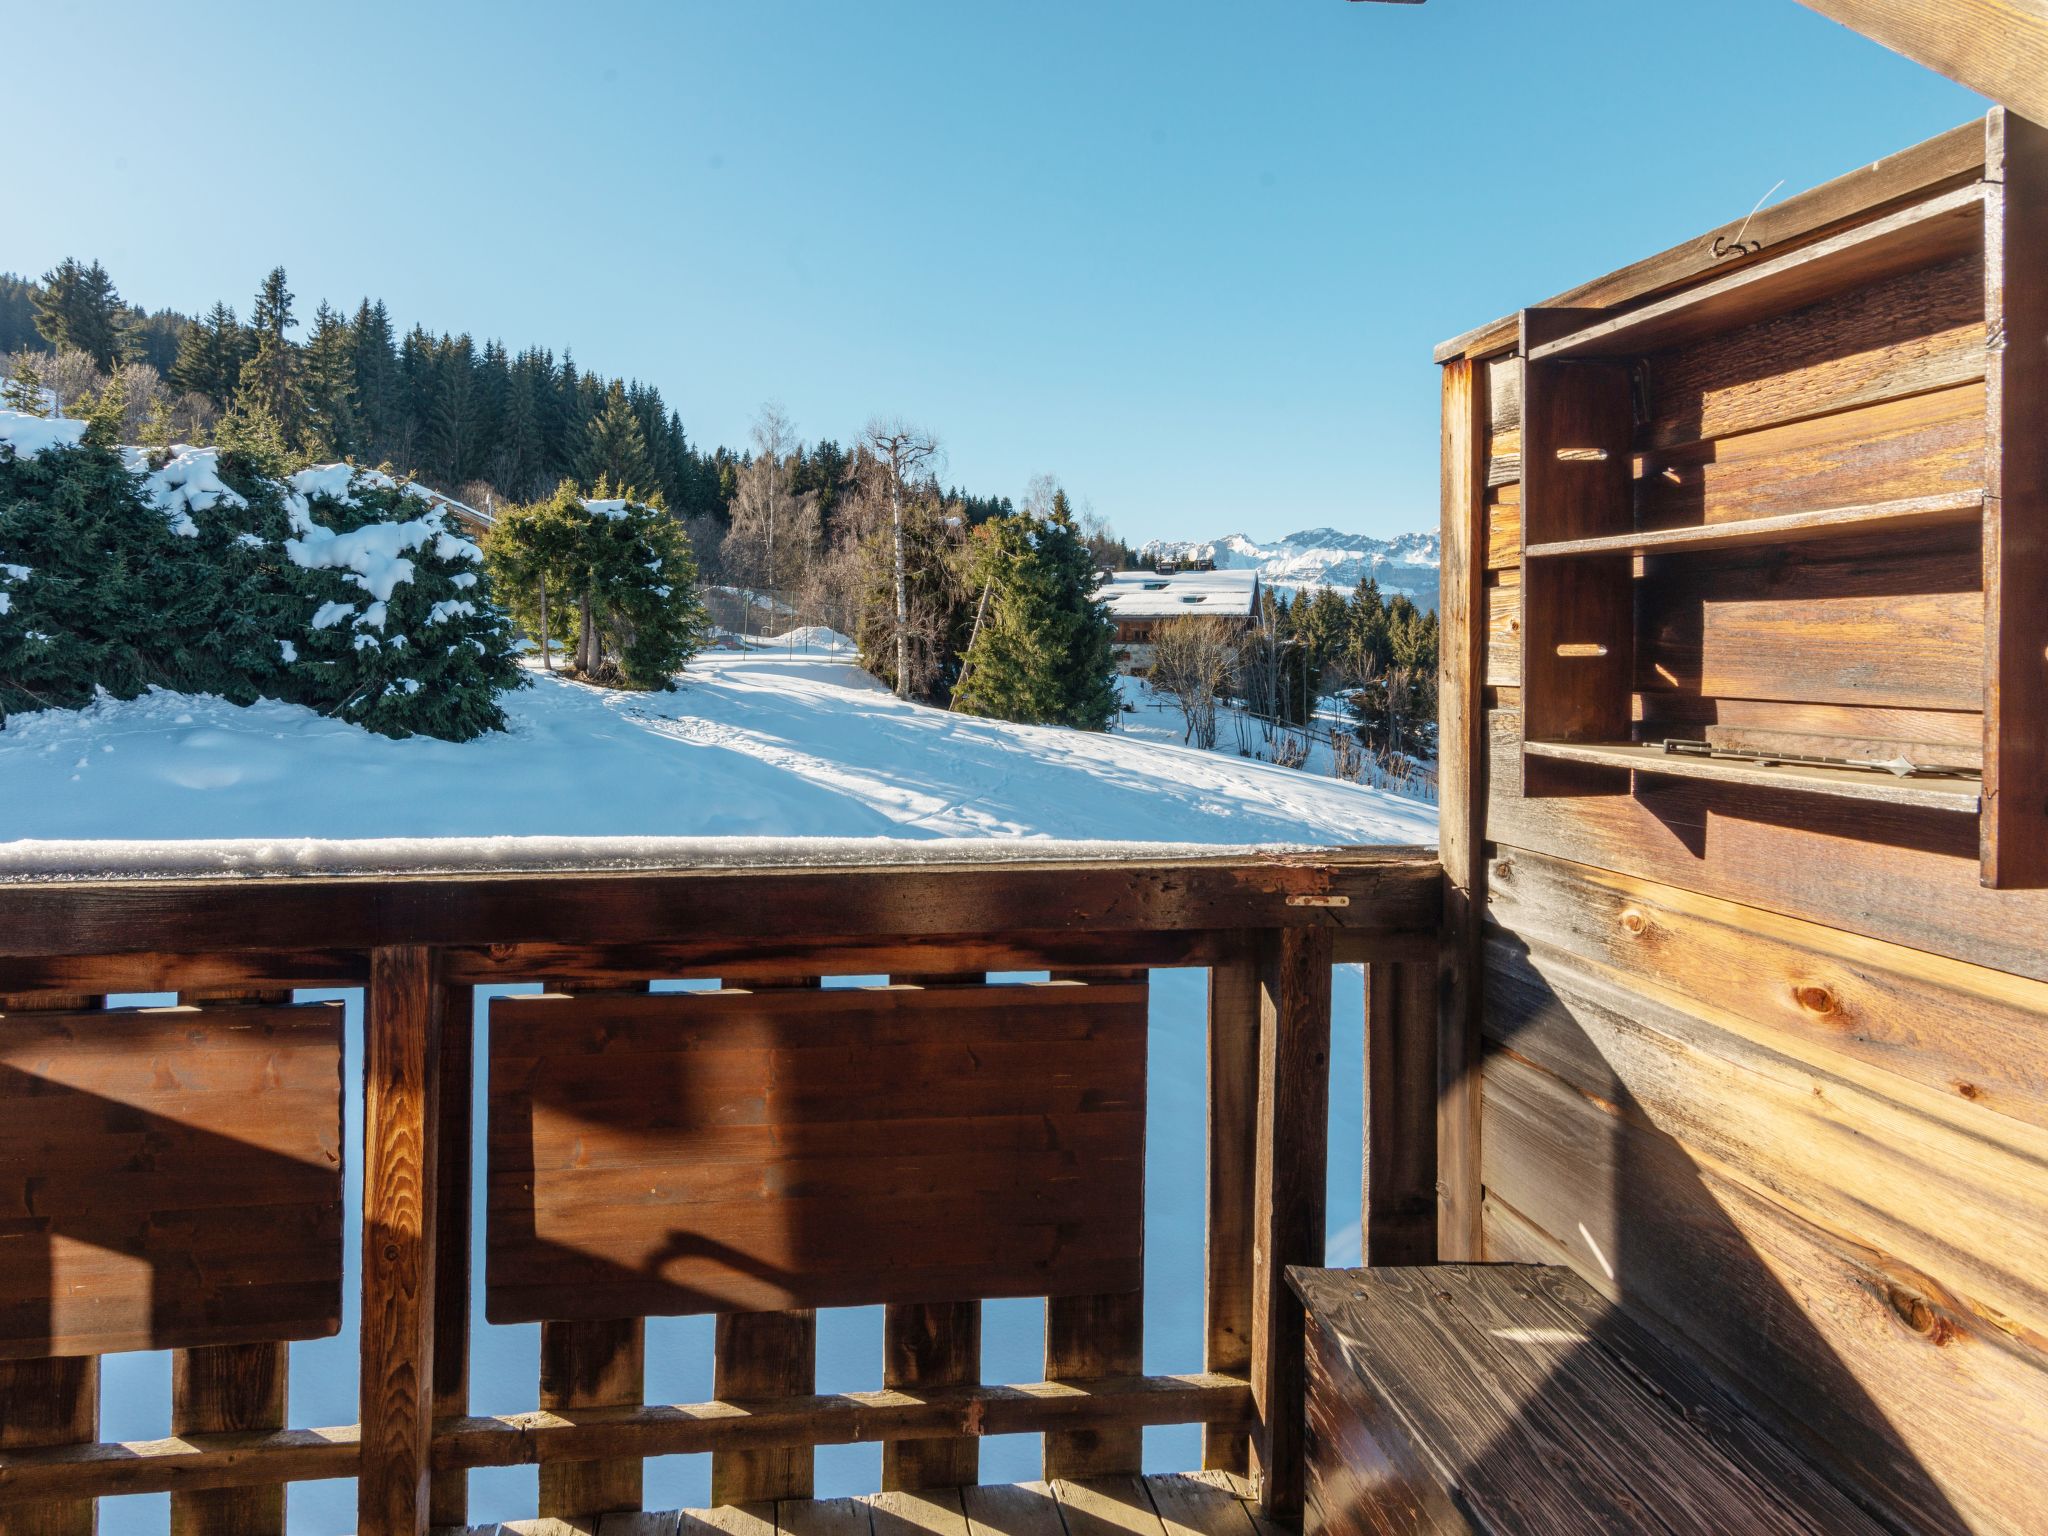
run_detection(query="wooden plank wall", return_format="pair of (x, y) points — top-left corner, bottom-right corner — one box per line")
(1439, 111), (2048, 1536)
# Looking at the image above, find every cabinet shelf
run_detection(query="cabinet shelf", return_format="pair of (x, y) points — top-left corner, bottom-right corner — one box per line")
(1527, 184), (1986, 362)
(1523, 740), (1980, 813)
(1522, 491), (1985, 559)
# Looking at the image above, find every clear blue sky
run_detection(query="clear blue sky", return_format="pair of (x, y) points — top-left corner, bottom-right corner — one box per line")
(7, 0), (1982, 544)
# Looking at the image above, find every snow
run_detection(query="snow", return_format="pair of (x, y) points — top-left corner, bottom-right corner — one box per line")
(124, 446), (248, 537)
(310, 601), (354, 630)
(767, 625), (856, 653)
(278, 639), (297, 664)
(0, 650), (1435, 860)
(0, 409), (87, 459)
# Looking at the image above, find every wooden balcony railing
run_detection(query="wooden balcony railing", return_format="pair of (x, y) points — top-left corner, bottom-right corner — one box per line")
(0, 845), (1441, 1536)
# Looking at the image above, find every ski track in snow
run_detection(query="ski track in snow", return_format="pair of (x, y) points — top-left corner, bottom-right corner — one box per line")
(0, 651), (1438, 847)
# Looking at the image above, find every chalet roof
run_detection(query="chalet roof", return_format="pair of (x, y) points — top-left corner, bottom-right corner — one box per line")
(1100, 567), (1260, 620)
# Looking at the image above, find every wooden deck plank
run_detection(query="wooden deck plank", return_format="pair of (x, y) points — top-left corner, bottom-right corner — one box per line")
(1140, 1475), (1254, 1536)
(866, 1489), (970, 1536)
(959, 1482), (1068, 1536)
(1049, 1477), (1165, 1536)
(777, 1497), (873, 1536)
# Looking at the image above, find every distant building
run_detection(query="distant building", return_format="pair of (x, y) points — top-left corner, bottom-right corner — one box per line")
(1100, 567), (1261, 673)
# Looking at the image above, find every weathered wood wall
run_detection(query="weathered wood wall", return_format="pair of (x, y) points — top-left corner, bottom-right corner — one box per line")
(1440, 109), (2048, 1536)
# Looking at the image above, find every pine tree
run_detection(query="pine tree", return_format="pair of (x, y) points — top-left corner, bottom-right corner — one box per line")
(349, 299), (399, 457)
(33, 258), (128, 370)
(303, 302), (360, 460)
(1, 360), (49, 417)
(170, 303), (247, 412)
(577, 381), (655, 497)
(953, 490), (1117, 729)
(250, 267), (294, 344)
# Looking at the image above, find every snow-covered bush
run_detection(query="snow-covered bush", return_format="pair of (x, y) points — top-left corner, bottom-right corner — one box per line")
(0, 410), (523, 739)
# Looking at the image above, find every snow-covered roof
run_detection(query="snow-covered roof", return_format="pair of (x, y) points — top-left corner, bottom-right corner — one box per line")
(1101, 566), (1260, 620)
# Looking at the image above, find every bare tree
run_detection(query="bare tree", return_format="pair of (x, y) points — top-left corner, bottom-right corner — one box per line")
(861, 418), (941, 698)
(1150, 617), (1237, 750)
(723, 404), (820, 636)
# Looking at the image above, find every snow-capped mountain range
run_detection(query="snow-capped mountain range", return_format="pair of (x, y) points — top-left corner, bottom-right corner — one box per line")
(1137, 528), (1440, 611)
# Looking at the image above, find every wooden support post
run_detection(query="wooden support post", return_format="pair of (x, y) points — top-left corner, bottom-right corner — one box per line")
(1044, 969), (1147, 1480)
(169, 989), (291, 1536)
(359, 947), (441, 1536)
(1362, 964), (1438, 1267)
(1250, 927), (1332, 1523)
(1985, 108), (2048, 888)
(430, 983), (476, 1528)
(713, 1310), (819, 1503)
(1436, 355), (1488, 1262)
(0, 991), (102, 1536)
(537, 977), (647, 1521)
(713, 973), (822, 1505)
(539, 1318), (647, 1516)
(884, 972), (986, 1493)
(1203, 942), (1260, 1476)
(170, 1346), (286, 1536)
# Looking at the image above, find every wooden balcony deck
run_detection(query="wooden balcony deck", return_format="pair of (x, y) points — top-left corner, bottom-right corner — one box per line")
(447, 1472), (1276, 1536)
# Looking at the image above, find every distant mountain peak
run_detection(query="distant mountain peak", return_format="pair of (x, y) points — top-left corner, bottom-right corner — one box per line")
(1136, 527), (1440, 610)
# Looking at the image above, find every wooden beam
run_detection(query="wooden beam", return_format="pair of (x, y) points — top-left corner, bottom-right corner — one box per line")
(1435, 359), (1487, 1263)
(0, 1375), (1254, 1504)
(1249, 927), (1333, 1522)
(1794, 1), (2048, 124)
(1435, 117), (1986, 363)
(1984, 108), (2048, 886)
(1201, 945), (1260, 1476)
(1362, 964), (1437, 1267)
(358, 946), (441, 1536)
(169, 1348), (286, 1536)
(0, 852), (1442, 971)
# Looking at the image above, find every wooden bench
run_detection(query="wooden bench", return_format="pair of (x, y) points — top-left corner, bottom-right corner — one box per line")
(1289, 1265), (1897, 1536)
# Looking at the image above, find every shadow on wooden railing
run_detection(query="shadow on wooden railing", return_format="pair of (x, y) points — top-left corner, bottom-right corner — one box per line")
(0, 845), (1441, 1536)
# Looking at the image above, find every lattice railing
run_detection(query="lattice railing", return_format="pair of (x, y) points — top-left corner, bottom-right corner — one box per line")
(0, 848), (1441, 1536)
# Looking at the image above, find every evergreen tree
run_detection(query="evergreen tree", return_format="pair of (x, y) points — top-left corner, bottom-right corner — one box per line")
(303, 302), (360, 459)
(953, 491), (1117, 729)
(577, 380), (655, 496)
(233, 268), (310, 448)
(33, 258), (128, 370)
(1, 361), (49, 417)
(170, 303), (248, 412)
(481, 487), (584, 668)
(349, 299), (399, 456)
(427, 334), (479, 485)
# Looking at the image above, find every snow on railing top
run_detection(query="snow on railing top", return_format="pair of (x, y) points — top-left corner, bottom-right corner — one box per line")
(0, 834), (1360, 884)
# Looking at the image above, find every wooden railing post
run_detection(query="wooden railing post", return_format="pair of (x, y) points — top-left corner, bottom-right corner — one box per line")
(883, 972), (987, 1493)
(712, 974), (821, 1507)
(1044, 968), (1149, 1480)
(1250, 927), (1332, 1523)
(0, 991), (103, 1536)
(430, 983), (476, 1529)
(1203, 941), (1261, 1476)
(171, 988), (293, 1536)
(1436, 354), (1488, 1263)
(1363, 964), (1439, 1267)
(359, 946), (442, 1536)
(537, 978), (648, 1521)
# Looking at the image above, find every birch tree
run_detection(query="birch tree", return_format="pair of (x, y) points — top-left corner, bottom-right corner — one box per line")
(861, 417), (940, 698)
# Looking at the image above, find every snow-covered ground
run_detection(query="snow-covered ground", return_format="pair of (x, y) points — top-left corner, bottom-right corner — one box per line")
(0, 649), (1435, 849)
(1138, 526), (1441, 610)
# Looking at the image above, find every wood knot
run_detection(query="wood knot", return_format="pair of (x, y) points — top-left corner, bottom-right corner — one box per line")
(1492, 858), (1513, 881)
(1885, 1285), (1958, 1346)
(1793, 983), (1836, 1016)
(1956, 1081), (1983, 1101)
(1618, 908), (1649, 937)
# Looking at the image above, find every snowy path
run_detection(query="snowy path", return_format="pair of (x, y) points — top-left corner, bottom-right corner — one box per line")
(0, 650), (1436, 847)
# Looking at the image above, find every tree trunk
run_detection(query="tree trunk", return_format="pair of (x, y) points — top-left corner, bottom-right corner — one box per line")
(538, 579), (552, 671)
(891, 474), (910, 700)
(577, 594), (596, 675)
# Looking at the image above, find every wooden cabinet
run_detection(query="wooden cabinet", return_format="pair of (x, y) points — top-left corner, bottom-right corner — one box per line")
(1516, 111), (2048, 885)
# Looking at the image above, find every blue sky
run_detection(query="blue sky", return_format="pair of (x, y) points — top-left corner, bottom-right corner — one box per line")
(6, 0), (1982, 544)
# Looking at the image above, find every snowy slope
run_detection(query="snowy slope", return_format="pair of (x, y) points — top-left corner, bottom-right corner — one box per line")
(0, 650), (1436, 848)
(1138, 527), (1440, 609)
